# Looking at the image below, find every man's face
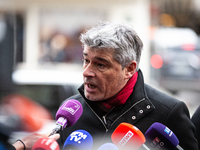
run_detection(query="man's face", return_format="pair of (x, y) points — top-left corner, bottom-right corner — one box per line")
(82, 46), (129, 101)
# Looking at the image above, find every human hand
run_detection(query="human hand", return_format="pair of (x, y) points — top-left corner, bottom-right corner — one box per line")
(45, 131), (60, 141)
(13, 132), (60, 150)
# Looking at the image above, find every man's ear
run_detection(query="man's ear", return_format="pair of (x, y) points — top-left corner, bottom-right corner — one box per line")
(124, 61), (137, 79)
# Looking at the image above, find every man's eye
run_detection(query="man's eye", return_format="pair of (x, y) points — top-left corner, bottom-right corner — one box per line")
(97, 63), (106, 69)
(83, 59), (89, 64)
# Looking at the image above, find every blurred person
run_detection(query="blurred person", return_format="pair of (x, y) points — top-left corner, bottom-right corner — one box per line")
(191, 106), (200, 149)
(56, 22), (198, 149)
(0, 114), (60, 150)
(0, 94), (57, 149)
(0, 121), (15, 150)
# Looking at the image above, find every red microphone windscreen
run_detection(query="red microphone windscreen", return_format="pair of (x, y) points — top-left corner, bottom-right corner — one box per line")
(111, 123), (145, 150)
(32, 137), (60, 150)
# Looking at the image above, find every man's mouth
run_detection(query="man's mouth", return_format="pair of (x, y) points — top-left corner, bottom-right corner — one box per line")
(88, 84), (96, 89)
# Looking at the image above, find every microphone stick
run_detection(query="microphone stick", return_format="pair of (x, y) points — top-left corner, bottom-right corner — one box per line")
(49, 99), (83, 136)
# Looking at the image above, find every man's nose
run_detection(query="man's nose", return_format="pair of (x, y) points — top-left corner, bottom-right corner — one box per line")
(83, 64), (95, 77)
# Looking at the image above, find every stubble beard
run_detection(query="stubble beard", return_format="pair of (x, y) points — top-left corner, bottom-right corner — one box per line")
(84, 90), (104, 102)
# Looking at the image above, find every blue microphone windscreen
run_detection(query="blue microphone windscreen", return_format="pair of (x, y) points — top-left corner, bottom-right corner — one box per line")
(0, 142), (6, 150)
(145, 122), (179, 149)
(63, 130), (93, 150)
(98, 143), (119, 150)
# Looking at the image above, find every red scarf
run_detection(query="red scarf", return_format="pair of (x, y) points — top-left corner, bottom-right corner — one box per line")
(95, 71), (138, 112)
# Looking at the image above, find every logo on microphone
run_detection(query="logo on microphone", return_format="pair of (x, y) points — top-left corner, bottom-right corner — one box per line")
(164, 127), (173, 137)
(119, 130), (134, 146)
(62, 101), (80, 115)
(70, 131), (88, 144)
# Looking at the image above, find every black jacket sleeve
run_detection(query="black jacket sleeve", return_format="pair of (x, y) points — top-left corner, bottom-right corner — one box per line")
(165, 101), (199, 150)
(191, 106), (200, 150)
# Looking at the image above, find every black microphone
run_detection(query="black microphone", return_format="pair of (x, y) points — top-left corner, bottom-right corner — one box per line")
(49, 99), (83, 136)
(143, 122), (184, 150)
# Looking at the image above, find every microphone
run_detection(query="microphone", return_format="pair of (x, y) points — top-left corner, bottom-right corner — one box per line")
(98, 143), (119, 150)
(144, 122), (184, 150)
(63, 129), (93, 150)
(49, 99), (83, 136)
(0, 141), (6, 150)
(111, 122), (149, 150)
(32, 137), (60, 150)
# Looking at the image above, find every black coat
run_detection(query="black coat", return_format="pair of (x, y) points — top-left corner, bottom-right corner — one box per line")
(58, 69), (198, 150)
(191, 106), (200, 150)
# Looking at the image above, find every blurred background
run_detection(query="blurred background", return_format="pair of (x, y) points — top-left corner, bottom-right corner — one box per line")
(0, 0), (200, 146)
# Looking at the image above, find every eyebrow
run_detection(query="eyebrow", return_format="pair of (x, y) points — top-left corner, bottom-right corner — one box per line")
(96, 57), (111, 64)
(83, 52), (112, 64)
(83, 52), (88, 56)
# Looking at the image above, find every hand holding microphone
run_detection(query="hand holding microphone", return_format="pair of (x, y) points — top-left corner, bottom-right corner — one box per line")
(14, 99), (82, 150)
(13, 132), (60, 150)
(49, 99), (83, 136)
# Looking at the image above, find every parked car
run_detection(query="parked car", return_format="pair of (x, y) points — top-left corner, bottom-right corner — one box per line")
(12, 63), (83, 116)
(150, 27), (200, 93)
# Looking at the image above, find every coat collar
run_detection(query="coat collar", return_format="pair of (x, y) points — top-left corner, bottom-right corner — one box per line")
(78, 69), (155, 111)
(78, 69), (155, 126)
(129, 69), (151, 104)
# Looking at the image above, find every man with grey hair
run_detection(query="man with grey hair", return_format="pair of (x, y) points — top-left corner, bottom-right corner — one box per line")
(58, 22), (198, 150)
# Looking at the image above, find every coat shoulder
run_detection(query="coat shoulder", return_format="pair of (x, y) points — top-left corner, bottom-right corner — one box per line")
(144, 84), (181, 109)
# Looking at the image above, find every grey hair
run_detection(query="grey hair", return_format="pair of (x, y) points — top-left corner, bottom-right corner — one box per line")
(80, 22), (143, 70)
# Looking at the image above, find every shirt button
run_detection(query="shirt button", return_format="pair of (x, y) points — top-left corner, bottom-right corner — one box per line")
(147, 105), (151, 109)
(139, 110), (143, 114)
(132, 116), (136, 120)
